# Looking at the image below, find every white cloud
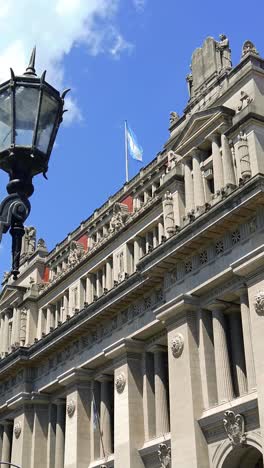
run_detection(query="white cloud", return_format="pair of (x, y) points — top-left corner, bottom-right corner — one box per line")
(132, 0), (146, 12)
(0, 0), (133, 124)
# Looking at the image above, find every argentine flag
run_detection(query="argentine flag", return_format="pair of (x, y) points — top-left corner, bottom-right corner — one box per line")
(126, 124), (143, 162)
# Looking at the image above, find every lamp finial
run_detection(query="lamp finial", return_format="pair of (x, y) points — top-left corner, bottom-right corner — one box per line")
(24, 47), (37, 76)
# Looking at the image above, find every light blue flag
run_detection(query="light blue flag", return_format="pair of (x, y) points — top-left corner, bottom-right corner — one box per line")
(126, 124), (143, 162)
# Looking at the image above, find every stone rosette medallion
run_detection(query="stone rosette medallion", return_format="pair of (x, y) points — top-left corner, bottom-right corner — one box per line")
(14, 421), (22, 439)
(254, 291), (264, 314)
(115, 372), (126, 393)
(67, 399), (76, 417)
(171, 333), (184, 358)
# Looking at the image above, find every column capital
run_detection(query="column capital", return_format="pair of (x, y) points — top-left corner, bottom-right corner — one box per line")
(147, 344), (167, 354)
(104, 338), (145, 361)
(207, 132), (221, 144)
(206, 301), (227, 312)
(53, 398), (66, 406)
(58, 367), (93, 387)
(96, 373), (113, 383)
(155, 293), (199, 325)
(188, 147), (204, 159)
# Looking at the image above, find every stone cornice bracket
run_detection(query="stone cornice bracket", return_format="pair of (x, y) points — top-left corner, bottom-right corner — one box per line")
(57, 367), (93, 388)
(104, 337), (145, 363)
(154, 293), (199, 326)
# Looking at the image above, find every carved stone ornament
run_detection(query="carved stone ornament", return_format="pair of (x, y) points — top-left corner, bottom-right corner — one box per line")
(171, 333), (184, 358)
(242, 40), (259, 58)
(169, 111), (179, 126)
(254, 292), (264, 314)
(67, 399), (76, 417)
(223, 410), (246, 446)
(115, 372), (126, 393)
(158, 443), (171, 468)
(14, 421), (22, 439)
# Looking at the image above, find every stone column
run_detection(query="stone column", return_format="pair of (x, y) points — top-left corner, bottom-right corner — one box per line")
(102, 265), (106, 291)
(15, 307), (21, 345)
(210, 134), (224, 193)
(0, 424), (3, 460)
(134, 237), (141, 269)
(192, 150), (205, 208)
(229, 311), (247, 396)
(86, 274), (94, 304)
(184, 158), (194, 214)
(163, 191), (175, 237)
(54, 399), (66, 468)
(37, 309), (45, 339)
(64, 378), (92, 468)
(46, 306), (52, 333)
(96, 270), (102, 298)
(212, 306), (234, 403)
(153, 226), (158, 248)
(158, 219), (164, 243)
(2, 421), (12, 464)
(152, 346), (169, 436)
(47, 404), (56, 468)
(31, 401), (49, 468)
(63, 293), (69, 320)
(104, 339), (145, 468)
(198, 310), (217, 409)
(106, 259), (113, 291)
(90, 380), (100, 461)
(142, 352), (155, 441)
(0, 314), (4, 356)
(221, 133), (236, 186)
(3, 312), (9, 353)
(11, 407), (34, 468)
(10, 307), (17, 346)
(156, 301), (210, 468)
(240, 289), (256, 391)
(98, 375), (113, 458)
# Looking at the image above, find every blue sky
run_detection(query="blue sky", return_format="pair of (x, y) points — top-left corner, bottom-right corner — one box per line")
(0, 0), (263, 279)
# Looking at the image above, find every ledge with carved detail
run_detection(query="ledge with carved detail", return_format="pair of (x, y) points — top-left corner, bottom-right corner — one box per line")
(137, 174), (264, 277)
(36, 194), (161, 297)
(199, 391), (258, 444)
(138, 433), (171, 467)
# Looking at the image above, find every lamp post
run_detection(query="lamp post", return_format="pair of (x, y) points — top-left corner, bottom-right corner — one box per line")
(0, 48), (69, 279)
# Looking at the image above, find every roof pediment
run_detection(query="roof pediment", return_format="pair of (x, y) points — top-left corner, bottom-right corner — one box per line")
(172, 106), (235, 155)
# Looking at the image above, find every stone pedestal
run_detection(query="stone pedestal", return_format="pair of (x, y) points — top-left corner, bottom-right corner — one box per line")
(54, 399), (66, 468)
(212, 307), (234, 403)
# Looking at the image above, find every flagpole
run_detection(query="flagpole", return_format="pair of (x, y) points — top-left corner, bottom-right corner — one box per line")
(124, 120), (129, 182)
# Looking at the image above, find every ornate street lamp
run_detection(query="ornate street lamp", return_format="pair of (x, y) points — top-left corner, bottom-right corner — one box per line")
(0, 48), (69, 279)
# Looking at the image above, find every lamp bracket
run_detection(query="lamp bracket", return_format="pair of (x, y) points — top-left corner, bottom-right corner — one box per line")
(0, 193), (31, 279)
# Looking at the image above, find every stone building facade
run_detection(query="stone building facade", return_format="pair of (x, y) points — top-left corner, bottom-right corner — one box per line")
(0, 36), (263, 467)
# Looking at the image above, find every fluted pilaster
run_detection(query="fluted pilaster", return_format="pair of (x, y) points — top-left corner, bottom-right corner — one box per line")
(210, 134), (224, 193)
(2, 421), (12, 464)
(229, 311), (247, 396)
(192, 150), (205, 207)
(184, 158), (194, 214)
(54, 400), (65, 468)
(221, 133), (236, 186)
(99, 376), (113, 457)
(240, 289), (256, 391)
(153, 346), (169, 436)
(212, 307), (234, 403)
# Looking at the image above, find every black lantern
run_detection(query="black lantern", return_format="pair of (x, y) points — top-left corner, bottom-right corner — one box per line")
(0, 48), (69, 279)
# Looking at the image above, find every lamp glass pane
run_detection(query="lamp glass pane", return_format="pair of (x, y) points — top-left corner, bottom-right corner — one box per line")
(0, 88), (11, 151)
(15, 86), (39, 146)
(36, 92), (59, 154)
